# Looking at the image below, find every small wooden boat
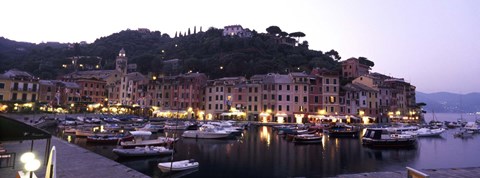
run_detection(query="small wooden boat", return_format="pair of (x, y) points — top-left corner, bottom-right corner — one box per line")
(292, 134), (322, 144)
(113, 146), (173, 157)
(158, 159), (199, 172)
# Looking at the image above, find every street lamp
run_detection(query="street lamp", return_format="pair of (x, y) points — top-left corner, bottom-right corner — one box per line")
(20, 152), (41, 178)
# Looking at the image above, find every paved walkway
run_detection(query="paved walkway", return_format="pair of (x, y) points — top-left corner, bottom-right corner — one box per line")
(0, 114), (149, 178)
(334, 167), (480, 178)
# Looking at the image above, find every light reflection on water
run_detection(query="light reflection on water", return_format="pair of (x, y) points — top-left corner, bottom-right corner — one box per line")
(51, 118), (480, 177)
(260, 126), (271, 147)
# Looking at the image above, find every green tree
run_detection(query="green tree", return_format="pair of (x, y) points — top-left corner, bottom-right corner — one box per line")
(266, 26), (282, 35)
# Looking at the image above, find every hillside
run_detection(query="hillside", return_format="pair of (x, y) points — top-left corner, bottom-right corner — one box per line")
(416, 91), (480, 113)
(0, 26), (346, 80)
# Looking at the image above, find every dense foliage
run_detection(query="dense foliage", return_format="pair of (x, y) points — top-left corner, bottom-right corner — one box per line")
(0, 26), (342, 79)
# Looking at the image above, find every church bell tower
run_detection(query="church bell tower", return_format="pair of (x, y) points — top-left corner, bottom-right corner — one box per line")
(115, 48), (128, 74)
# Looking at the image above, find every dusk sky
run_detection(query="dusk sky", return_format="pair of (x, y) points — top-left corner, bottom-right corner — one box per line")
(1, 0), (479, 94)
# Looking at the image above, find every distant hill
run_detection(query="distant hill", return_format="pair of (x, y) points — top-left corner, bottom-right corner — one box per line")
(416, 91), (480, 113)
(0, 27), (341, 80)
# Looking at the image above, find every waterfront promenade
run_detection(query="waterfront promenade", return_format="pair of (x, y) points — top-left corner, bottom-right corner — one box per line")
(334, 167), (480, 178)
(0, 114), (149, 178)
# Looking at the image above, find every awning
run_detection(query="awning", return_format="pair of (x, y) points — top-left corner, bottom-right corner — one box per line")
(0, 115), (51, 141)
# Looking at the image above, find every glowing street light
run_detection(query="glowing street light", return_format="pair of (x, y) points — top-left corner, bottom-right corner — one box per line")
(21, 152), (41, 178)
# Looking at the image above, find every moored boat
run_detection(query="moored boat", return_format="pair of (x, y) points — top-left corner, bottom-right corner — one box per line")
(86, 134), (133, 144)
(362, 128), (417, 148)
(182, 124), (232, 139)
(158, 159), (199, 173)
(292, 134), (322, 144)
(327, 123), (360, 138)
(120, 136), (178, 148)
(113, 146), (173, 157)
(414, 128), (445, 137)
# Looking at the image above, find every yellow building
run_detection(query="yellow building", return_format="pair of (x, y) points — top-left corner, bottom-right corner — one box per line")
(0, 74), (12, 103)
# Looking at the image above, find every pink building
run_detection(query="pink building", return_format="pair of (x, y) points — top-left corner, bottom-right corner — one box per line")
(341, 58), (371, 79)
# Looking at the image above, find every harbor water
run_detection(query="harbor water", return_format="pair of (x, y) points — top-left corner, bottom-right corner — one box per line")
(51, 113), (480, 177)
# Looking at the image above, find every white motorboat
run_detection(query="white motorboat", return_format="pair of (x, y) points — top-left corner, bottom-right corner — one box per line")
(464, 122), (480, 133)
(113, 146), (173, 157)
(135, 123), (164, 133)
(158, 159), (199, 172)
(414, 128), (445, 137)
(182, 124), (231, 139)
(120, 136), (178, 148)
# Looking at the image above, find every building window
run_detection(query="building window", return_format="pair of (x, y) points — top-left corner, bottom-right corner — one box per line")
(329, 96), (335, 103)
(303, 96), (307, 103)
(315, 96), (319, 103)
(286, 95), (290, 101)
(286, 105), (290, 111)
(12, 93), (17, 100)
(295, 85), (298, 91)
(278, 95), (282, 101)
(333, 79), (337, 84)
(0, 94), (3, 101)
(238, 95), (242, 100)
(326, 79), (330, 84)
(287, 85), (290, 90)
(32, 94), (36, 102)
(22, 93), (27, 101)
(279, 85), (282, 90)
(278, 105), (282, 111)
(304, 86), (307, 92)
(0, 83), (4, 89)
(294, 96), (298, 102)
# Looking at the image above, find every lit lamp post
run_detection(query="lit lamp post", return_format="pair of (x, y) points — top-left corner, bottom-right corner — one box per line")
(20, 152), (41, 178)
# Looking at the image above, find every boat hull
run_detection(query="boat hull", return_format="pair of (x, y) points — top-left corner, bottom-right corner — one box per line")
(182, 131), (231, 139)
(113, 147), (173, 157)
(362, 138), (416, 148)
(158, 160), (199, 173)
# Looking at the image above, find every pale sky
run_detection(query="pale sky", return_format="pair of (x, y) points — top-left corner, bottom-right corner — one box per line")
(1, 0), (479, 94)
